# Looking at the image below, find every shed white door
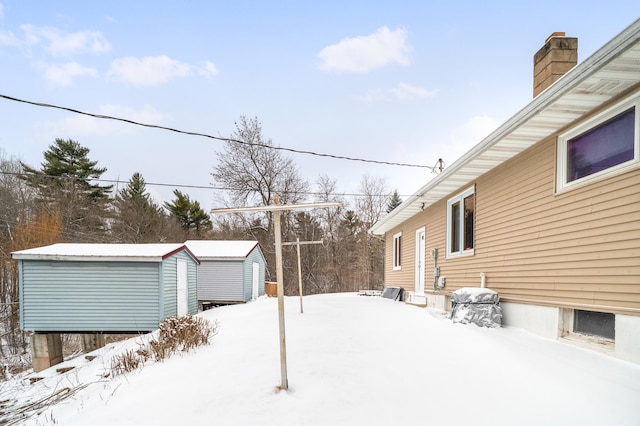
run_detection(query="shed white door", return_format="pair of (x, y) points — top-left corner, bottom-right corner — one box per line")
(177, 259), (188, 316)
(252, 262), (260, 300)
(415, 227), (426, 294)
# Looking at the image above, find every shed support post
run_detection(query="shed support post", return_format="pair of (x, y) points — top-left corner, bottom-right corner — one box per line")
(30, 333), (63, 373)
(81, 333), (105, 353)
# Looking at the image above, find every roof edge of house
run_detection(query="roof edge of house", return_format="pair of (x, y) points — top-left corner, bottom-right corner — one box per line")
(370, 17), (640, 236)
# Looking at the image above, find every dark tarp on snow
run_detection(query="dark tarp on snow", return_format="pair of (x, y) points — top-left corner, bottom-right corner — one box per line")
(381, 286), (404, 301)
(450, 287), (502, 328)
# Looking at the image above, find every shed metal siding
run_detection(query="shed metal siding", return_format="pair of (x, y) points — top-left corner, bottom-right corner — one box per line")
(198, 261), (244, 301)
(243, 247), (266, 300)
(20, 260), (160, 332)
(162, 251), (198, 316)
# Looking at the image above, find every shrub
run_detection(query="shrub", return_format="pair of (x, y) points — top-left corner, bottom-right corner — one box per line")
(111, 316), (218, 376)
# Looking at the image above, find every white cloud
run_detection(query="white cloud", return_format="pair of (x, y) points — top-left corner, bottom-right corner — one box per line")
(202, 60), (219, 77)
(0, 29), (20, 47)
(446, 115), (500, 162)
(19, 24), (111, 56)
(317, 26), (412, 73)
(108, 55), (192, 86)
(43, 61), (97, 86)
(46, 104), (168, 136)
(359, 83), (437, 103)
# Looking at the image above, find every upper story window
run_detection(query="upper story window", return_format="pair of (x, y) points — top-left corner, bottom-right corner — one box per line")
(557, 92), (639, 191)
(392, 232), (402, 270)
(446, 187), (475, 258)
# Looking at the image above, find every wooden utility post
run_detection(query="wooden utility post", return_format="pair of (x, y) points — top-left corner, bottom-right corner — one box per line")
(210, 200), (341, 391)
(283, 237), (323, 314)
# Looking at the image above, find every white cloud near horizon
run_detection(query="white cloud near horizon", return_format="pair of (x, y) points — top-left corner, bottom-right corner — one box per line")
(108, 55), (193, 86)
(45, 104), (168, 137)
(359, 83), (437, 103)
(19, 24), (111, 56)
(43, 61), (97, 86)
(317, 26), (411, 73)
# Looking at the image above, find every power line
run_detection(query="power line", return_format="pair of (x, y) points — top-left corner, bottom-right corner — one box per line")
(0, 170), (414, 198)
(0, 93), (438, 171)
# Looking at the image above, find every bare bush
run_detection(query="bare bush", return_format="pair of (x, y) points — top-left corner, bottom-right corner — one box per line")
(111, 316), (217, 376)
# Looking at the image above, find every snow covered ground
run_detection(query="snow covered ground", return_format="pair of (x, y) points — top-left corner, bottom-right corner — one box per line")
(4, 293), (640, 425)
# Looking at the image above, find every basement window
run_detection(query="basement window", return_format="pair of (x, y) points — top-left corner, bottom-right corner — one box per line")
(557, 92), (639, 191)
(573, 310), (615, 340)
(392, 232), (402, 270)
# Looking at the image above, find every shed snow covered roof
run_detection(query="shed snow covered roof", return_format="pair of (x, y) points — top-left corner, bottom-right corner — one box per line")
(184, 240), (261, 260)
(12, 243), (199, 263)
(370, 18), (640, 235)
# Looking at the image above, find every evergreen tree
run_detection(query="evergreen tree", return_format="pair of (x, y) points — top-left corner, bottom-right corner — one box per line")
(387, 190), (402, 213)
(20, 138), (112, 240)
(163, 189), (212, 238)
(112, 172), (163, 242)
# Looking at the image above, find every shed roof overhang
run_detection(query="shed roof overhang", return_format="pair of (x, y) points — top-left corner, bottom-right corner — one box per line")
(11, 243), (200, 264)
(370, 18), (640, 236)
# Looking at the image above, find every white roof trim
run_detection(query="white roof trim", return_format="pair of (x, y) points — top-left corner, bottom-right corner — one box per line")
(184, 240), (261, 259)
(11, 243), (192, 262)
(371, 18), (640, 235)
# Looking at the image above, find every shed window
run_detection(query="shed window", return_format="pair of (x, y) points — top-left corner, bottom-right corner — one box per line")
(573, 310), (615, 340)
(392, 232), (402, 270)
(446, 187), (475, 258)
(557, 92), (639, 191)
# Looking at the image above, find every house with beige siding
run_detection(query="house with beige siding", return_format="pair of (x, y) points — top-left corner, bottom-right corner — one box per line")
(370, 18), (640, 364)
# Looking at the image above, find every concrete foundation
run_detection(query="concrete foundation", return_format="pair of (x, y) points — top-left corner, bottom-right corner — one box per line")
(30, 333), (63, 373)
(81, 333), (106, 352)
(502, 301), (640, 365)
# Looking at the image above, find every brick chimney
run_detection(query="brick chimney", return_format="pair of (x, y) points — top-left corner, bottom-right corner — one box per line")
(533, 32), (578, 97)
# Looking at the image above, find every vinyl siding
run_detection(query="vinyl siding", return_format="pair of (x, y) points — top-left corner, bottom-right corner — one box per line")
(20, 260), (161, 332)
(385, 103), (640, 315)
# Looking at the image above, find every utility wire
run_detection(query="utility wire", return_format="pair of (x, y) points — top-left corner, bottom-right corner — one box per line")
(0, 170), (414, 198)
(0, 93), (438, 171)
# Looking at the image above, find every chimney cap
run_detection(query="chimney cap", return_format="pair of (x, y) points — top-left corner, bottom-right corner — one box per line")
(545, 32), (566, 43)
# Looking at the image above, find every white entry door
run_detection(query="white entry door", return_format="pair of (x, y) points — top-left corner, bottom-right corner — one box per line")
(177, 259), (188, 316)
(252, 262), (260, 300)
(415, 227), (426, 294)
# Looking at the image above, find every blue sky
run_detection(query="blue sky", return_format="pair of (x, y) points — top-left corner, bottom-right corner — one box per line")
(1, 1), (638, 210)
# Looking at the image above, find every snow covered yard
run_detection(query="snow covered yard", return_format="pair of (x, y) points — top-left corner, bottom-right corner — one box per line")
(4, 293), (640, 425)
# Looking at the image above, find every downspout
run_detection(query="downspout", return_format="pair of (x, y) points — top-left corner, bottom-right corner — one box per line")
(480, 272), (486, 288)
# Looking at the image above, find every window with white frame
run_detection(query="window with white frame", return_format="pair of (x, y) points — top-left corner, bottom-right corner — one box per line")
(392, 232), (402, 270)
(446, 187), (475, 257)
(557, 92), (639, 191)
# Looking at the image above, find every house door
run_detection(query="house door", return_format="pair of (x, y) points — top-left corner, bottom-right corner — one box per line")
(415, 227), (426, 294)
(177, 259), (188, 316)
(252, 262), (260, 300)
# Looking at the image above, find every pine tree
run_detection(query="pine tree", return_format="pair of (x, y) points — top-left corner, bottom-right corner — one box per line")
(112, 172), (163, 242)
(387, 190), (402, 213)
(163, 190), (212, 238)
(20, 138), (112, 241)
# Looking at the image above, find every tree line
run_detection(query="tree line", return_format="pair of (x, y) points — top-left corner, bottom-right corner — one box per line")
(0, 115), (402, 375)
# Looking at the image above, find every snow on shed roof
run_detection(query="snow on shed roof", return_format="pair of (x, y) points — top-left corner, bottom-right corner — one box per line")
(184, 240), (261, 259)
(11, 243), (199, 263)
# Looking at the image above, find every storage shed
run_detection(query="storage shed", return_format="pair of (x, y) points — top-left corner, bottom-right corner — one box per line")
(184, 240), (267, 305)
(12, 243), (200, 333)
